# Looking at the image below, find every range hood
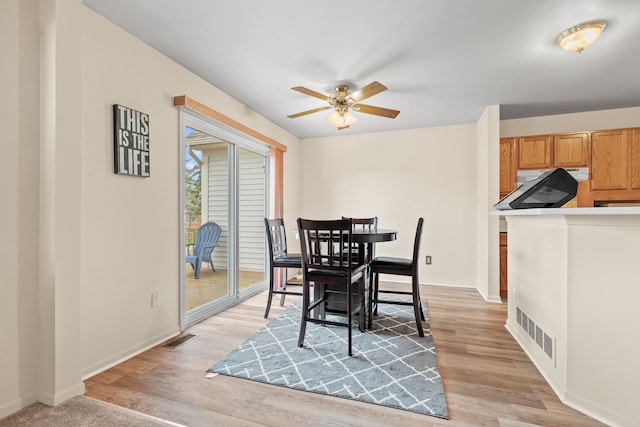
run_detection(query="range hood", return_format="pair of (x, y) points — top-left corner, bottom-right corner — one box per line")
(517, 167), (589, 184)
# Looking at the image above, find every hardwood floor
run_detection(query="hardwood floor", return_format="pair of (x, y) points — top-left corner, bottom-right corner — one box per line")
(84, 284), (606, 427)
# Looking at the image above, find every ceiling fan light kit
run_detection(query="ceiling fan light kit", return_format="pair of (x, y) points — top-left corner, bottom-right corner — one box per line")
(287, 81), (400, 130)
(556, 20), (606, 53)
(327, 110), (357, 129)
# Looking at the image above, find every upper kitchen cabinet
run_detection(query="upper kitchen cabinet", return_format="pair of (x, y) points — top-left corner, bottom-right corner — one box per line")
(518, 132), (590, 170)
(518, 135), (552, 169)
(633, 128), (640, 190)
(553, 132), (590, 168)
(592, 129), (629, 190)
(591, 128), (640, 202)
(500, 137), (517, 197)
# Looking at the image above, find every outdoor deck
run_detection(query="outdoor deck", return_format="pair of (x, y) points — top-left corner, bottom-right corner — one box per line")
(185, 268), (265, 310)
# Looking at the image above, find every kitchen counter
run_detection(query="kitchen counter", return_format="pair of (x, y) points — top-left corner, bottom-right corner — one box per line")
(491, 206), (640, 216)
(493, 208), (640, 426)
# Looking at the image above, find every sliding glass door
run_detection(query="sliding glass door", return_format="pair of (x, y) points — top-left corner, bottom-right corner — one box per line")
(181, 113), (268, 328)
(237, 148), (268, 295)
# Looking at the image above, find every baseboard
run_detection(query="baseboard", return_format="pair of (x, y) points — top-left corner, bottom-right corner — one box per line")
(0, 382), (86, 420)
(564, 390), (635, 427)
(477, 288), (503, 303)
(37, 382), (86, 406)
(0, 393), (37, 420)
(81, 327), (180, 380)
(506, 322), (565, 393)
(380, 277), (476, 288)
(422, 281), (476, 288)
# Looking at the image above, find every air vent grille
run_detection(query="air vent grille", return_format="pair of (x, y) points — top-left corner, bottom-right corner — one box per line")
(516, 307), (553, 360)
(164, 334), (196, 348)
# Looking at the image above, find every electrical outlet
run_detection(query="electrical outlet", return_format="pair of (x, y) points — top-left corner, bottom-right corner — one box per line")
(151, 292), (159, 308)
(425, 255), (432, 265)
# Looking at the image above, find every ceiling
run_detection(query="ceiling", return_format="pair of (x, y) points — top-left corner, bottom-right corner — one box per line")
(83, 0), (640, 139)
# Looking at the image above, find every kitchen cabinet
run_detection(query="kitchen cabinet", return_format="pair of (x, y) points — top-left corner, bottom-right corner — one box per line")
(517, 135), (552, 169)
(553, 132), (590, 167)
(632, 128), (640, 190)
(555, 132), (591, 207)
(518, 132), (590, 170)
(591, 128), (640, 202)
(500, 138), (517, 198)
(499, 232), (507, 299)
(591, 129), (629, 190)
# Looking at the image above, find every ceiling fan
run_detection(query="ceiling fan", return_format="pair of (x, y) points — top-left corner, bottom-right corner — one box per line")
(287, 81), (400, 130)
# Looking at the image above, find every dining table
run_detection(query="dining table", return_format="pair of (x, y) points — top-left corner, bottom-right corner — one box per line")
(351, 227), (397, 265)
(313, 227), (398, 330)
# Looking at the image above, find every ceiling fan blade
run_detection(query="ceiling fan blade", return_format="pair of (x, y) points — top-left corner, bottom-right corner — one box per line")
(349, 81), (387, 102)
(291, 86), (330, 101)
(287, 106), (331, 118)
(353, 103), (400, 119)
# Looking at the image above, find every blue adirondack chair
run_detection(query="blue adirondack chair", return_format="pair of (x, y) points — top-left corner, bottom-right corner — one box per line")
(185, 221), (222, 279)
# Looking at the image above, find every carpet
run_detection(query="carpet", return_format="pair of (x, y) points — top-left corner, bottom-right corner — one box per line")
(208, 300), (449, 419)
(0, 396), (183, 427)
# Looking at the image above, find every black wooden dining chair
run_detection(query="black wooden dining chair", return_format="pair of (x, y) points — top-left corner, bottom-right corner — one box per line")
(341, 216), (377, 263)
(264, 218), (303, 318)
(297, 218), (366, 356)
(368, 217), (426, 336)
(346, 216), (378, 229)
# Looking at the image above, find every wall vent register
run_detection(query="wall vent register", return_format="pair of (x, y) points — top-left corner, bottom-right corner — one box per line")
(516, 307), (554, 360)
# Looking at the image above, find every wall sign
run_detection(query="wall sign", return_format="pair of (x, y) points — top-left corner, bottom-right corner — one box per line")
(113, 104), (150, 177)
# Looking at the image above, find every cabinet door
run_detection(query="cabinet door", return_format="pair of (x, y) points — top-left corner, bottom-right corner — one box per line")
(632, 128), (640, 190)
(518, 135), (552, 169)
(499, 233), (508, 299)
(591, 129), (629, 190)
(500, 138), (516, 195)
(554, 133), (590, 167)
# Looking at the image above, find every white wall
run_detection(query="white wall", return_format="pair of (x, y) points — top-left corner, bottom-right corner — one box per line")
(40, 0), (86, 406)
(0, 0), (40, 416)
(282, 139), (302, 245)
(565, 216), (640, 426)
(475, 106), (501, 302)
(300, 125), (477, 288)
(501, 106), (640, 137)
(79, 5), (300, 377)
(1, 0), (302, 416)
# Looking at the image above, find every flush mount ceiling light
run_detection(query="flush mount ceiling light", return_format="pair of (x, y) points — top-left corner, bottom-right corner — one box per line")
(556, 21), (606, 53)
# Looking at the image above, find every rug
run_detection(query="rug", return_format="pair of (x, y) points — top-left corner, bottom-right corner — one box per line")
(208, 300), (449, 419)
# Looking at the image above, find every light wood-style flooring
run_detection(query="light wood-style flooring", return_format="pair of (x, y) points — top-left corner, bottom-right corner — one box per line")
(84, 284), (606, 427)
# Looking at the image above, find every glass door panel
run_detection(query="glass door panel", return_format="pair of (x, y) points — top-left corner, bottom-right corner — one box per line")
(238, 148), (267, 294)
(184, 127), (231, 312)
(181, 112), (270, 329)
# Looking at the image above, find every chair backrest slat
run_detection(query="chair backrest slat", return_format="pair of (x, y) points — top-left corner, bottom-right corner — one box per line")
(343, 216), (377, 231)
(298, 218), (354, 273)
(411, 218), (425, 270)
(341, 217), (377, 260)
(265, 218), (289, 260)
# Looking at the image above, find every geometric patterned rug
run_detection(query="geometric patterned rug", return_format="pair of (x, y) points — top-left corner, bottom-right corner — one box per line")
(208, 300), (449, 419)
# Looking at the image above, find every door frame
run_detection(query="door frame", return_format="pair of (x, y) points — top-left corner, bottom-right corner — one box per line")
(178, 109), (271, 329)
